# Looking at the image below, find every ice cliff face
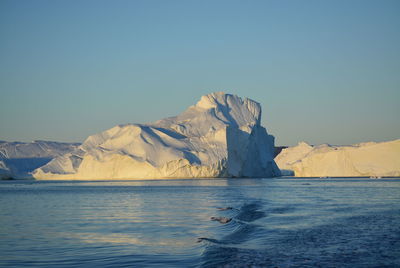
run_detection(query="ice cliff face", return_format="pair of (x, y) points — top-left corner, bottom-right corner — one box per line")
(0, 140), (80, 179)
(34, 92), (281, 180)
(0, 160), (11, 179)
(275, 139), (400, 177)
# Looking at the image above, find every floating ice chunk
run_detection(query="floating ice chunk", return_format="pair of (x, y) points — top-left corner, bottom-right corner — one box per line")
(34, 92), (280, 180)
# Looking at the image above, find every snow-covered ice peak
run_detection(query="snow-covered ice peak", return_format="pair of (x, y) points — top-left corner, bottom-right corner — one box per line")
(194, 92), (261, 126)
(153, 92), (262, 138)
(33, 92), (280, 180)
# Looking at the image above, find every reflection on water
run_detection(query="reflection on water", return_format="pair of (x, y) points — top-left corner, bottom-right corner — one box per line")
(0, 178), (399, 267)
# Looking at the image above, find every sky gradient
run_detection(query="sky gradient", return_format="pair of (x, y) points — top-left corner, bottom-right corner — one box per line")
(1, 0), (399, 146)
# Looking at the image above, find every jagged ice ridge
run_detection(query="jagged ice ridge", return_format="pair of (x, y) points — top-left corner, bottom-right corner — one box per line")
(33, 92), (281, 180)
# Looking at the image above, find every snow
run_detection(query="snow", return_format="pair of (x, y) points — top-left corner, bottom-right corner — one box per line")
(275, 139), (400, 177)
(0, 160), (11, 179)
(274, 142), (313, 176)
(0, 141), (80, 179)
(34, 92), (281, 180)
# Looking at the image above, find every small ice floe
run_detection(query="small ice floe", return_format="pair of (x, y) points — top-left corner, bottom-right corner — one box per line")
(210, 216), (232, 224)
(370, 176), (382, 179)
(196, 237), (220, 243)
(217, 207), (234, 211)
(197, 237), (206, 243)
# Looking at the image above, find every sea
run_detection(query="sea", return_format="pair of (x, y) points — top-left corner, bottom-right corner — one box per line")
(0, 178), (399, 267)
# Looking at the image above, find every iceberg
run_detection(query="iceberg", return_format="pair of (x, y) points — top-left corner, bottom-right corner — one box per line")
(0, 160), (12, 179)
(275, 139), (400, 177)
(0, 140), (80, 179)
(34, 92), (281, 180)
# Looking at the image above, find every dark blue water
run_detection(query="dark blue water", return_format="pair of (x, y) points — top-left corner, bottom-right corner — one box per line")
(0, 178), (399, 267)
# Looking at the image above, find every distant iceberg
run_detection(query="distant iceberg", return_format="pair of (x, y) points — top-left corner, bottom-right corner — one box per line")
(33, 92), (281, 180)
(0, 141), (80, 179)
(275, 139), (400, 177)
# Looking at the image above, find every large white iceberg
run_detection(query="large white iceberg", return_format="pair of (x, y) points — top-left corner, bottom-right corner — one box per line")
(33, 92), (281, 180)
(275, 139), (400, 177)
(0, 140), (80, 179)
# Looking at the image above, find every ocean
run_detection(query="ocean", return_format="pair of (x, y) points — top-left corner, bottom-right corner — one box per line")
(0, 178), (399, 267)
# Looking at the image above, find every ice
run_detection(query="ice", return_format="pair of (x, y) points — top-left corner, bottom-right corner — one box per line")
(34, 92), (280, 180)
(275, 139), (400, 177)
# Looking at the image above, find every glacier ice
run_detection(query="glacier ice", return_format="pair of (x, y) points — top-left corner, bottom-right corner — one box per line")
(33, 92), (281, 180)
(275, 139), (400, 177)
(0, 140), (80, 179)
(0, 160), (11, 179)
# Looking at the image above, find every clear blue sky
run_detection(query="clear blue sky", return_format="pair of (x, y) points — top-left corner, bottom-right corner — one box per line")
(1, 0), (399, 146)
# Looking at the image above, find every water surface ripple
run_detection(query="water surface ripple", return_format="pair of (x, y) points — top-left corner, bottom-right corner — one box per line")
(0, 178), (399, 267)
